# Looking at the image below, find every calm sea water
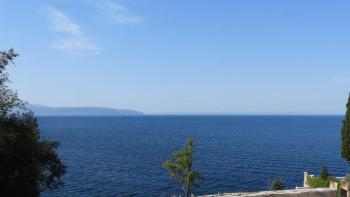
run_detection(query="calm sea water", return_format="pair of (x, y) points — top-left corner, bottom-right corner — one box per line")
(40, 115), (350, 197)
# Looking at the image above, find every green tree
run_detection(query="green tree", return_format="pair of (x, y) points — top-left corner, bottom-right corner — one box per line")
(0, 49), (65, 197)
(320, 166), (330, 180)
(341, 93), (350, 162)
(0, 48), (23, 116)
(163, 137), (204, 197)
(270, 178), (284, 190)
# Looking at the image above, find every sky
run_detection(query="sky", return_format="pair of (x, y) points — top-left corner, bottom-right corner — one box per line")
(1, 0), (350, 114)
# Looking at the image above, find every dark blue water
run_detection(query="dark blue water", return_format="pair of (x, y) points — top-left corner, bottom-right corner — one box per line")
(40, 115), (350, 197)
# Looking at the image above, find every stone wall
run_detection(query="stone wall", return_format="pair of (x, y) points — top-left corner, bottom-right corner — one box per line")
(199, 188), (337, 197)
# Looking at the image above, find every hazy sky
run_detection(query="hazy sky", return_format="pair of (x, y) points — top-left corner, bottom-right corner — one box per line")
(1, 0), (350, 114)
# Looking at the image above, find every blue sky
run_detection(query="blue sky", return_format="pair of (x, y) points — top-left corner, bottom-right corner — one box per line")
(1, 0), (350, 114)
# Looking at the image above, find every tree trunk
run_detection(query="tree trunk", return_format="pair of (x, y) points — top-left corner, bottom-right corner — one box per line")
(184, 186), (190, 197)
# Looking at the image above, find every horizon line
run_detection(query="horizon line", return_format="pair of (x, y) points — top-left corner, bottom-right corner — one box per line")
(144, 113), (344, 116)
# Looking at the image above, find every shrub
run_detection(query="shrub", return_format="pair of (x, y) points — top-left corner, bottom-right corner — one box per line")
(307, 176), (330, 188)
(270, 179), (284, 190)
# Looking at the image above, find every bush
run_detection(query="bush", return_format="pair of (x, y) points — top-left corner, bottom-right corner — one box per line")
(270, 179), (284, 190)
(307, 176), (330, 188)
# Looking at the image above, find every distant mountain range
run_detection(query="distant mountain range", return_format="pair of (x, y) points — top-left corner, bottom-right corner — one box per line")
(26, 104), (143, 116)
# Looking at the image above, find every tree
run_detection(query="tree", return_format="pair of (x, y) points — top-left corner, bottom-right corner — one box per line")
(270, 179), (284, 190)
(0, 48), (23, 116)
(0, 49), (65, 197)
(163, 137), (204, 197)
(341, 93), (350, 162)
(320, 166), (329, 180)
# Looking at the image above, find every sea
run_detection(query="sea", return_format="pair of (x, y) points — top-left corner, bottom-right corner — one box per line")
(40, 115), (350, 197)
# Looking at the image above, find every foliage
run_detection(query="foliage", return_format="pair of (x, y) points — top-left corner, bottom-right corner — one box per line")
(307, 176), (330, 188)
(270, 178), (284, 190)
(336, 179), (342, 197)
(320, 166), (330, 180)
(341, 93), (350, 162)
(0, 112), (66, 196)
(0, 49), (65, 197)
(163, 137), (204, 197)
(0, 48), (23, 116)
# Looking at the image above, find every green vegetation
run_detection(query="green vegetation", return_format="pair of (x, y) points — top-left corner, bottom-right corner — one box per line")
(341, 93), (350, 162)
(307, 176), (330, 188)
(163, 137), (204, 197)
(0, 49), (23, 116)
(320, 166), (330, 180)
(307, 167), (333, 188)
(270, 178), (284, 190)
(0, 49), (65, 196)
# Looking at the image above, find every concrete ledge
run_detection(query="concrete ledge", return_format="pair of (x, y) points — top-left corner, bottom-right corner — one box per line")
(199, 188), (336, 197)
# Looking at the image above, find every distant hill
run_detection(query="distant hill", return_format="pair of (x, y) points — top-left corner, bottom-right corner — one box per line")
(26, 104), (143, 116)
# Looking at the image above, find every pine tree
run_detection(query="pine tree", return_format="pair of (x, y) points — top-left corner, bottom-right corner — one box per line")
(163, 137), (204, 197)
(320, 166), (329, 180)
(341, 93), (350, 162)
